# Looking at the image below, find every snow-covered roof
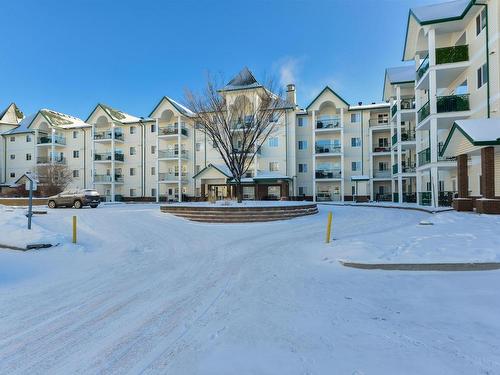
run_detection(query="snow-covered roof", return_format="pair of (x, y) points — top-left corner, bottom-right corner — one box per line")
(192, 163), (233, 179)
(87, 103), (141, 124)
(222, 67), (262, 92)
(149, 96), (194, 118)
(348, 102), (390, 111)
(385, 66), (415, 84)
(4, 114), (37, 134)
(0, 103), (24, 125)
(351, 175), (370, 181)
(38, 109), (89, 128)
(410, 0), (472, 24)
(440, 118), (500, 157)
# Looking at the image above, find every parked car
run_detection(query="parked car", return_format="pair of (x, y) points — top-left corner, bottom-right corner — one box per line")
(47, 189), (100, 209)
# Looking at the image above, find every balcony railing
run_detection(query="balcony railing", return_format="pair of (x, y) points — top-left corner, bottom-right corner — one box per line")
(438, 191), (457, 207)
(374, 170), (391, 178)
(391, 104), (397, 117)
(403, 193), (417, 203)
(402, 165), (416, 173)
(316, 117), (341, 129)
(373, 146), (390, 153)
(94, 152), (124, 162)
(436, 94), (470, 113)
(436, 45), (469, 65)
(158, 149), (189, 159)
(94, 174), (123, 183)
(158, 172), (187, 181)
(158, 125), (188, 136)
(417, 101), (430, 123)
(401, 98), (416, 110)
(392, 164), (398, 174)
(368, 119), (389, 126)
(392, 134), (398, 146)
(37, 135), (66, 145)
(417, 54), (429, 81)
(401, 131), (416, 142)
(36, 156), (66, 164)
(419, 192), (432, 206)
(375, 193), (392, 202)
(94, 130), (124, 141)
(315, 144), (341, 154)
(418, 147), (431, 166)
(315, 169), (342, 179)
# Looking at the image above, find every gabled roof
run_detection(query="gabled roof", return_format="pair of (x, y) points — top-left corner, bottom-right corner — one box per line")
(86, 103), (141, 124)
(402, 0), (476, 61)
(3, 114), (36, 134)
(440, 118), (500, 156)
(306, 86), (349, 110)
(4, 109), (88, 135)
(0, 103), (24, 125)
(149, 96), (194, 118)
(192, 163), (233, 179)
(222, 67), (263, 92)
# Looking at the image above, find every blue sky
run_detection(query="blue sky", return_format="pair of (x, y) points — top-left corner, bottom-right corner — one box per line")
(1, 0), (435, 119)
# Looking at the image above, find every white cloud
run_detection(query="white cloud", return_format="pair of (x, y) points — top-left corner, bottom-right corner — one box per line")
(274, 56), (302, 86)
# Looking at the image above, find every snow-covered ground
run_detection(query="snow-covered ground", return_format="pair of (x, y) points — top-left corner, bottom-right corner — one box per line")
(0, 204), (499, 374)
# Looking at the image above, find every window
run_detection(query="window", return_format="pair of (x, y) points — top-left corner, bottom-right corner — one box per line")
(298, 163), (308, 173)
(73, 131), (78, 139)
(298, 186), (306, 196)
(378, 162), (388, 171)
(455, 80), (468, 95)
(151, 166), (156, 175)
(298, 140), (307, 150)
(377, 113), (388, 124)
(476, 8), (486, 36)
(73, 150), (79, 158)
(10, 172), (15, 178)
(350, 113), (360, 123)
(26, 134), (32, 142)
(151, 124), (156, 133)
(269, 162), (279, 171)
(351, 186), (356, 195)
(351, 137), (361, 147)
(73, 170), (79, 178)
(130, 168), (136, 176)
(195, 143), (201, 151)
(378, 186), (385, 194)
(151, 145), (156, 154)
(297, 117), (307, 127)
(130, 189), (136, 197)
(378, 138), (389, 147)
(10, 136), (15, 142)
(151, 188), (156, 197)
(130, 126), (136, 134)
(10, 154), (15, 160)
(268, 137), (279, 148)
(130, 147), (136, 155)
(26, 153), (31, 161)
(477, 63), (488, 89)
(351, 161), (361, 171)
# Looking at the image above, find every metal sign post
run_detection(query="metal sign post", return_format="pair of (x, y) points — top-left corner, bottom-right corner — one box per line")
(27, 180), (33, 230)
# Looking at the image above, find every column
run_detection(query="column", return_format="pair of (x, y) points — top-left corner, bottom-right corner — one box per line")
(34, 130), (38, 166)
(368, 128), (373, 201)
(155, 118), (160, 203)
(428, 28), (439, 207)
(51, 129), (55, 165)
(311, 110), (316, 202)
(91, 124), (95, 188)
(177, 115), (182, 202)
(390, 98), (395, 200)
(457, 154), (469, 198)
(481, 147), (495, 199)
(396, 86), (403, 204)
(111, 123), (115, 202)
(340, 107), (345, 202)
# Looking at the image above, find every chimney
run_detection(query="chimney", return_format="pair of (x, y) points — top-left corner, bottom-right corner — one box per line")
(286, 84), (297, 106)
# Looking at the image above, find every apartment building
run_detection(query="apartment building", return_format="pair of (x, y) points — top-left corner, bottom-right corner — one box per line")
(401, 0), (500, 207)
(0, 68), (391, 202)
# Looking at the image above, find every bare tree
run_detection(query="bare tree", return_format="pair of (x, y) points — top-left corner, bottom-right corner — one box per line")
(36, 164), (73, 197)
(186, 72), (287, 203)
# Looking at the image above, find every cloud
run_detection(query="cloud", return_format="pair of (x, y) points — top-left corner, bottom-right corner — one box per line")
(274, 56), (303, 86)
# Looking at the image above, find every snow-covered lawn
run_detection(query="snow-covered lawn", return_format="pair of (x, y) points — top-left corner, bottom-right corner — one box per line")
(0, 204), (499, 374)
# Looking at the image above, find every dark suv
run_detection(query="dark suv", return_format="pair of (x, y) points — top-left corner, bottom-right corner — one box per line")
(47, 189), (100, 209)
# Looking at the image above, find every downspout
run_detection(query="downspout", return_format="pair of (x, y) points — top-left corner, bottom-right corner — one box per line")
(82, 128), (86, 188)
(139, 120), (145, 197)
(2, 136), (6, 182)
(476, 2), (491, 118)
(361, 109), (364, 175)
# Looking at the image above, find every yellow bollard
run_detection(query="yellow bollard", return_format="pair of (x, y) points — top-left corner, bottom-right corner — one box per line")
(325, 211), (332, 243)
(72, 216), (77, 244)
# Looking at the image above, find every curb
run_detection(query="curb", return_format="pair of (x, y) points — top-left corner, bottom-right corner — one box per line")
(339, 260), (500, 271)
(319, 202), (453, 214)
(0, 243), (27, 251)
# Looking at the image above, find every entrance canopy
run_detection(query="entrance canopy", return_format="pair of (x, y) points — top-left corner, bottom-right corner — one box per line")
(440, 119), (500, 158)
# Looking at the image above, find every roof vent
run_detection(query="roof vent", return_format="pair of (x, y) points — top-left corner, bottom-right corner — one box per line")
(358, 101), (362, 106)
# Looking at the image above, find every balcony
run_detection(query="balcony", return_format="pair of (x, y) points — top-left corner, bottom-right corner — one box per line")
(418, 147), (431, 166)
(368, 119), (389, 126)
(94, 152), (124, 162)
(158, 149), (189, 159)
(158, 172), (187, 182)
(158, 124), (188, 136)
(416, 55), (429, 81)
(36, 156), (66, 165)
(94, 130), (124, 141)
(417, 101), (430, 123)
(316, 117), (341, 130)
(436, 45), (469, 65)
(37, 135), (66, 145)
(315, 169), (342, 179)
(94, 174), (124, 183)
(374, 170), (391, 178)
(436, 94), (470, 113)
(402, 165), (416, 173)
(315, 143), (341, 154)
